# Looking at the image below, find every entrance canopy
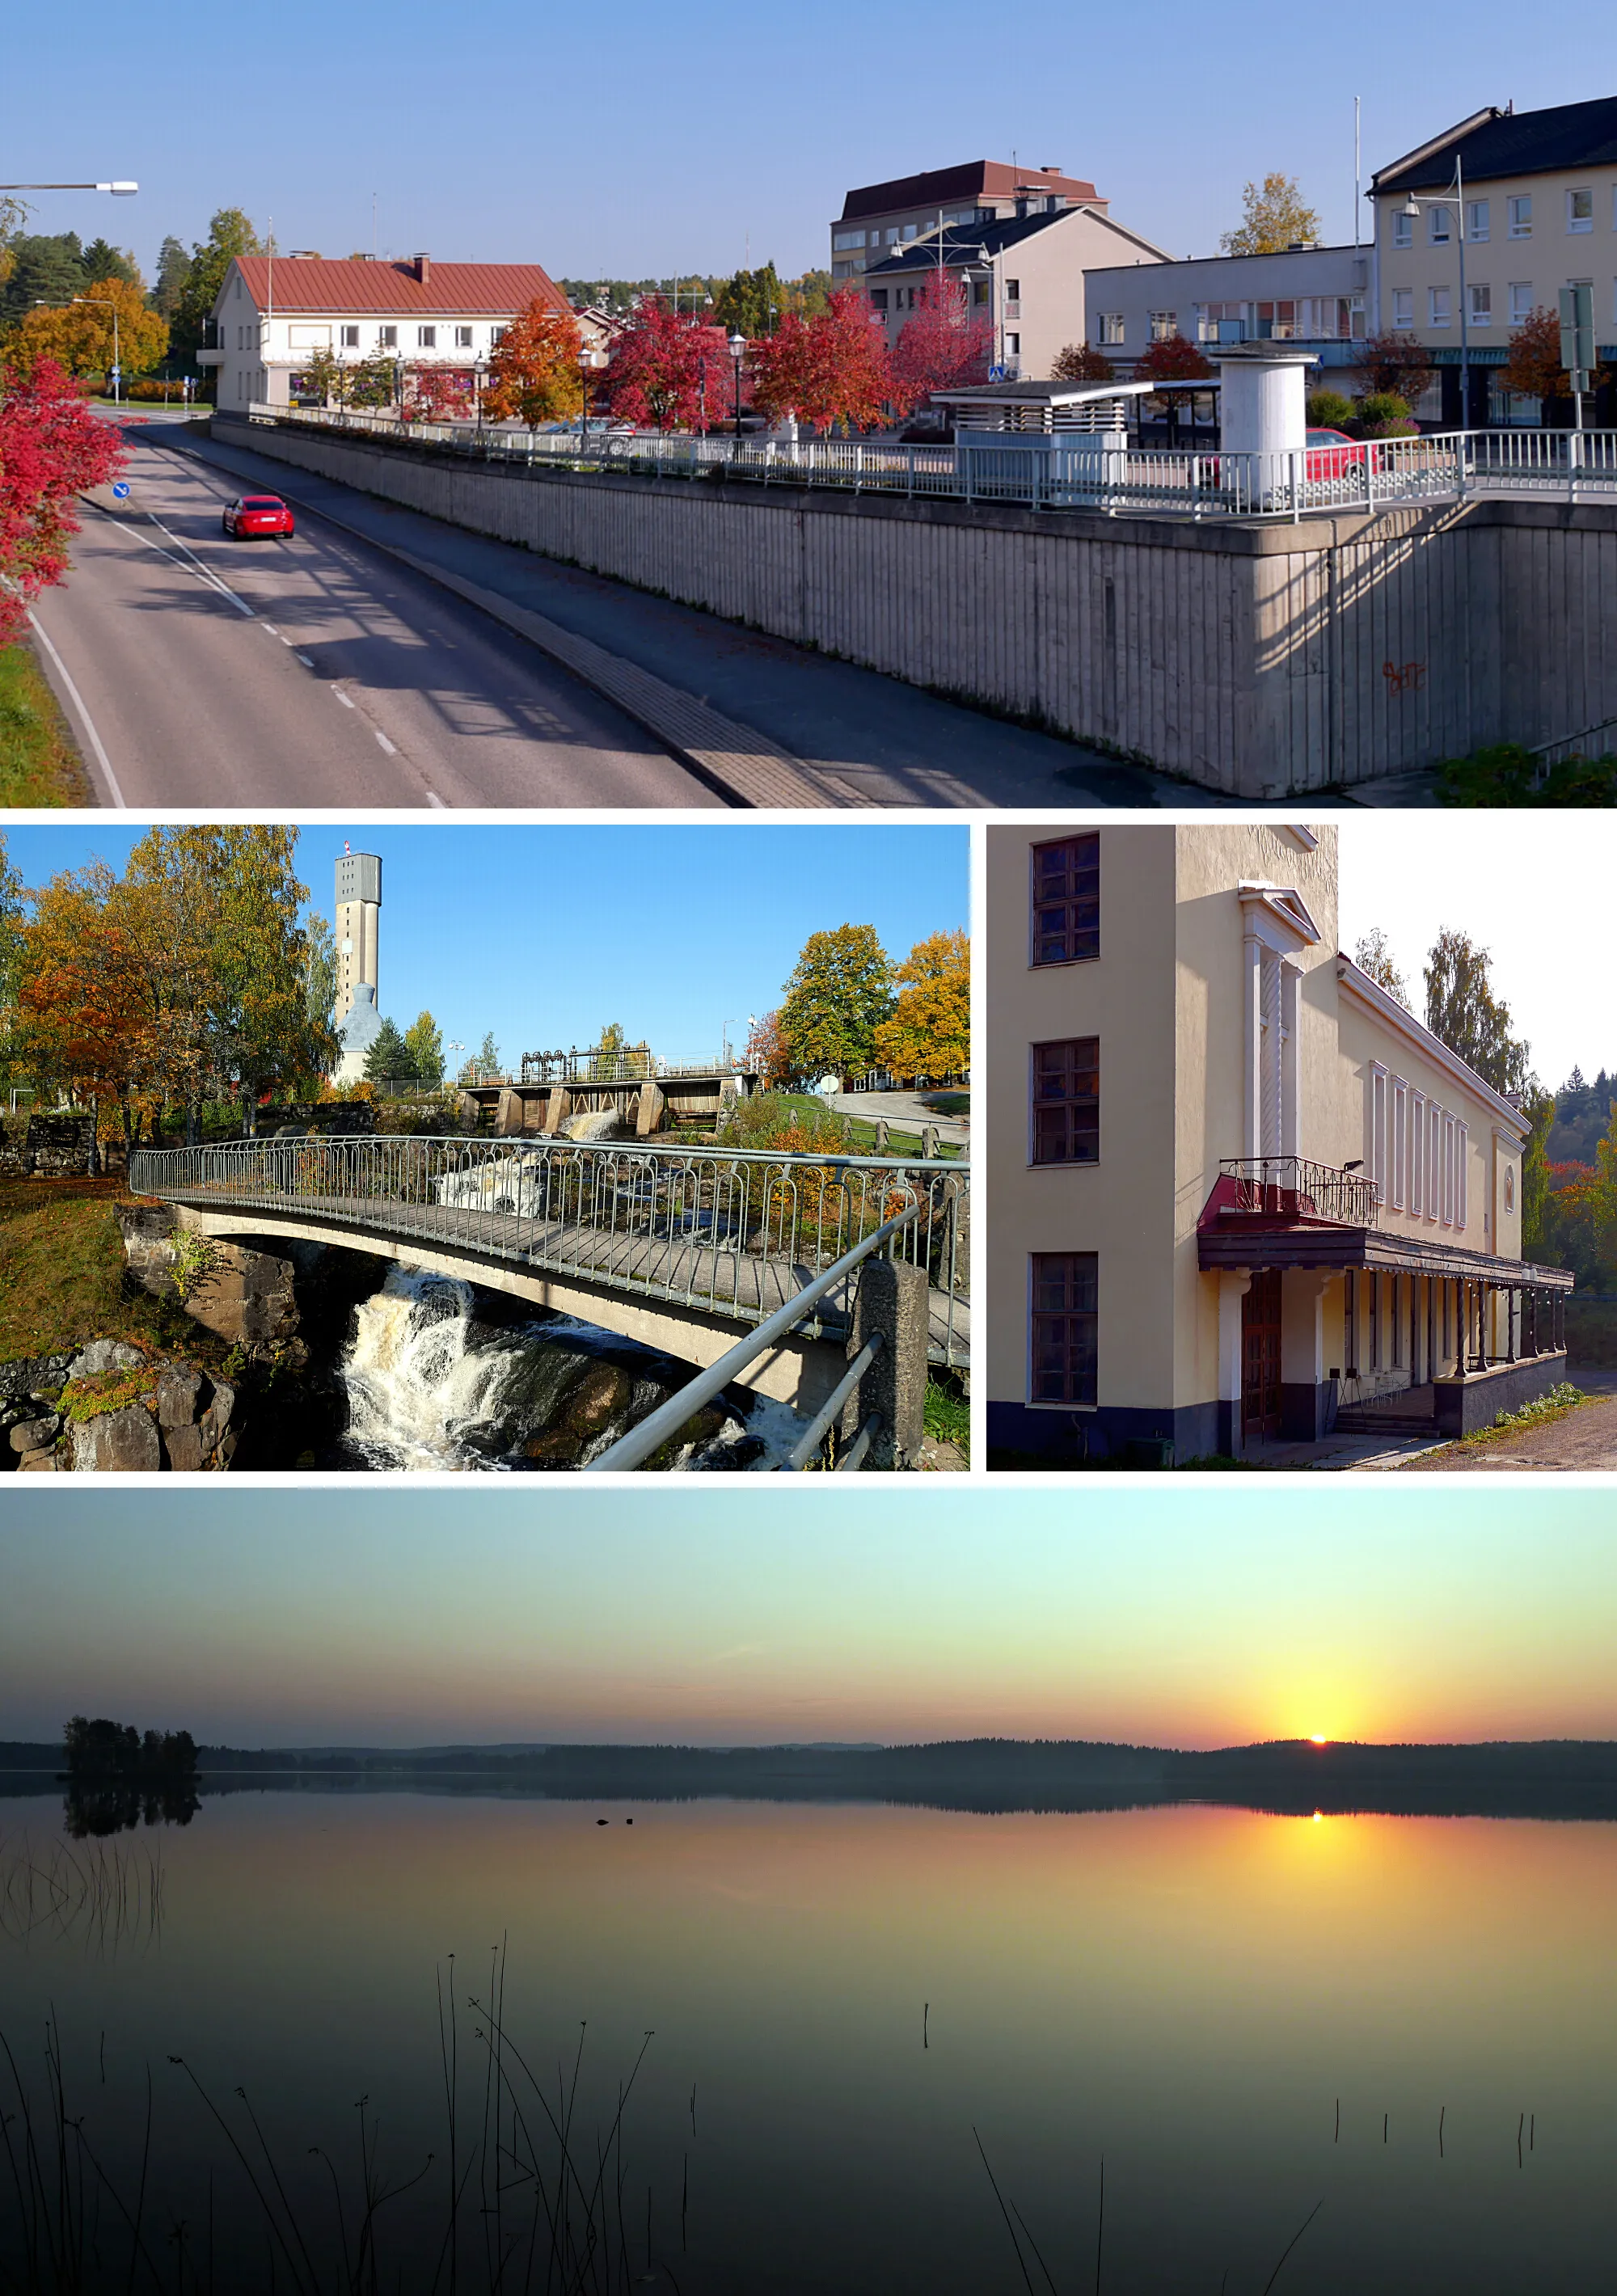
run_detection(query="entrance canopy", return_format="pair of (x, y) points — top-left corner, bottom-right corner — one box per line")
(1198, 1222), (1573, 1289)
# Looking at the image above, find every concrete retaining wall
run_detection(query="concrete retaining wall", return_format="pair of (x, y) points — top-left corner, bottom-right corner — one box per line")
(216, 415), (1617, 795)
(1433, 1350), (1569, 1437)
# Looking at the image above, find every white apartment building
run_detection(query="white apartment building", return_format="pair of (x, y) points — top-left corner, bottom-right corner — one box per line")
(1083, 243), (1371, 396)
(203, 252), (571, 411)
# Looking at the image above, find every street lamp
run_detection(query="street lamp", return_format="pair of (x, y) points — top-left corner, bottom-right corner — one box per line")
(70, 295), (121, 407)
(1400, 158), (1470, 432)
(472, 354), (488, 445)
(577, 342), (592, 454)
(728, 331), (745, 452)
(0, 180), (137, 193)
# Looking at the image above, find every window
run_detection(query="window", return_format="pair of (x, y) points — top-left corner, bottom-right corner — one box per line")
(454, 325), (473, 348)
(1030, 1253), (1097, 1405)
(1429, 286), (1453, 327)
(1429, 205), (1453, 244)
(1567, 188), (1594, 233)
(491, 325), (508, 344)
(1393, 211), (1412, 251)
(1030, 833), (1100, 964)
(868, 288), (889, 311)
(832, 230), (865, 251)
(1509, 281), (1533, 327)
(1442, 1113), (1455, 1226)
(1457, 1124), (1469, 1230)
(1428, 1103), (1440, 1220)
(1031, 1039), (1099, 1166)
(340, 323), (360, 348)
(1391, 288), (1414, 330)
(1468, 282), (1493, 325)
(1391, 1079), (1407, 1209)
(379, 325), (398, 348)
(901, 222), (919, 240)
(1508, 195), (1532, 238)
(418, 325), (437, 348)
(1005, 331), (1020, 356)
(1370, 1066), (1388, 1201)
(1410, 1095), (1425, 1217)
(1005, 277), (1020, 299)
(1467, 199), (1490, 242)
(1098, 312), (1125, 345)
(1148, 310), (1177, 340)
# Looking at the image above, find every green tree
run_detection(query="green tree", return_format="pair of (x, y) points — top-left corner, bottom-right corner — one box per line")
(1353, 927), (1410, 1008)
(0, 231), (86, 327)
(365, 1015), (415, 1084)
(1423, 927), (1534, 1098)
(1220, 173), (1321, 256)
(170, 207), (263, 368)
(304, 910), (337, 1032)
(1519, 1083), (1557, 1262)
(404, 1011), (445, 1086)
(82, 238), (141, 289)
(151, 235), (189, 320)
(476, 1029), (501, 1081)
(777, 923), (894, 1082)
(715, 262), (784, 338)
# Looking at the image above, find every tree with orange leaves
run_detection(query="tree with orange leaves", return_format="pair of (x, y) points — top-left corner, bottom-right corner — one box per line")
(873, 929), (969, 1080)
(7, 275), (167, 384)
(482, 298), (585, 429)
(744, 1008), (792, 1088)
(14, 864), (165, 1152)
(749, 286), (901, 433)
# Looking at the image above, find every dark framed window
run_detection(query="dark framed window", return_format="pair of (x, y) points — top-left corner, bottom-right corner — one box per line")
(1031, 1253), (1098, 1404)
(1038, 831), (1097, 964)
(1031, 1037), (1099, 1165)
(1031, 834), (1100, 965)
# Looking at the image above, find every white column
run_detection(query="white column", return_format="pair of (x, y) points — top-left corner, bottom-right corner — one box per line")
(1218, 1269), (1253, 1454)
(1243, 932), (1264, 1162)
(1280, 958), (1302, 1160)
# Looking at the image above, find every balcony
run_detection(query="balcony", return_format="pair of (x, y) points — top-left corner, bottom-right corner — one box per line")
(1214, 1156), (1381, 1228)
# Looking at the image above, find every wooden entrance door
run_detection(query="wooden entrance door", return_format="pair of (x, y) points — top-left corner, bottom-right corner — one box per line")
(1242, 1268), (1283, 1439)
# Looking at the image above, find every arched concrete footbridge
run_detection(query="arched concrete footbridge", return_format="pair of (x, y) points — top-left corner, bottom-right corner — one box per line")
(130, 1135), (969, 1415)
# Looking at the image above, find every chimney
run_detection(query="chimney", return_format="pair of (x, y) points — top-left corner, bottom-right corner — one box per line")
(413, 252), (431, 285)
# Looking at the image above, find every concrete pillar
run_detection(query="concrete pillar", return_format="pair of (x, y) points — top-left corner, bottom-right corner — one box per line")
(1280, 1270), (1332, 1440)
(921, 1124), (939, 1159)
(635, 1080), (666, 1138)
(1218, 1269), (1253, 1456)
(1214, 346), (1316, 462)
(544, 1087), (572, 1133)
(842, 1256), (929, 1468)
(873, 1117), (890, 1154)
(456, 1091), (482, 1135)
(1280, 959), (1302, 1160)
(495, 1088), (524, 1137)
(1243, 932), (1264, 1161)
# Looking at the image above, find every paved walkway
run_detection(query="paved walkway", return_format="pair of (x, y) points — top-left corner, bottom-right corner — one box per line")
(825, 1091), (970, 1144)
(147, 420), (1235, 811)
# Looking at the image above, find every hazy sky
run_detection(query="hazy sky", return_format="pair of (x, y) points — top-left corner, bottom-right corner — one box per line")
(0, 822), (965, 1065)
(4, 1487), (1615, 1749)
(1336, 817), (1611, 1091)
(11, 4), (1612, 283)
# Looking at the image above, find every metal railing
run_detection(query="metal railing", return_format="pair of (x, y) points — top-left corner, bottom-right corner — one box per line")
(241, 403), (1617, 521)
(517, 1048), (745, 1087)
(1530, 713), (1617, 771)
(585, 1209), (920, 1473)
(129, 1133), (969, 1368)
(1220, 1155), (1382, 1227)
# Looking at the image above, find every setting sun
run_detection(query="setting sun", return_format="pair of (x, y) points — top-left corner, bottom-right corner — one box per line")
(1310, 1735), (1329, 1746)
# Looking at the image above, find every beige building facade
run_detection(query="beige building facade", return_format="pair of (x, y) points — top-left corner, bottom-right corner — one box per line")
(986, 823), (1572, 1465)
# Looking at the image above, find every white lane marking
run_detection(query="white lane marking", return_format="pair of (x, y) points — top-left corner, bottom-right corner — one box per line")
(374, 730), (397, 754)
(295, 652), (314, 667)
(144, 513), (256, 616)
(280, 634), (296, 645)
(27, 608), (126, 808)
(425, 790), (446, 808)
(99, 509), (253, 617)
(334, 689), (356, 708)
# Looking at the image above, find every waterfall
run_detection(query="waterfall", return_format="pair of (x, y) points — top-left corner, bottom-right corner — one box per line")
(331, 1265), (797, 1471)
(339, 1269), (518, 1469)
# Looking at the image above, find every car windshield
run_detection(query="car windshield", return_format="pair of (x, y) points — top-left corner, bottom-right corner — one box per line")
(244, 497), (284, 509)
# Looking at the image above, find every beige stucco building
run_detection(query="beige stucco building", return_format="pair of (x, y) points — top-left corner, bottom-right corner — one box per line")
(986, 823), (1572, 1464)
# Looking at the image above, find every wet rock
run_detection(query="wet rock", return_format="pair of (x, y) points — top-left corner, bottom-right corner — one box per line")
(70, 1403), (162, 1473)
(567, 1361), (637, 1435)
(68, 1339), (146, 1382)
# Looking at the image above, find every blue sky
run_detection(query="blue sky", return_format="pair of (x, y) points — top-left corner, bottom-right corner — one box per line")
(4, 1488), (1616, 1749)
(1, 823), (965, 1062)
(11, 2), (1614, 284)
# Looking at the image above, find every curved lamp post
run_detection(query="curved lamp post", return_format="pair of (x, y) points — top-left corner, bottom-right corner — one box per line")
(1, 180), (137, 194)
(728, 331), (746, 454)
(1399, 159), (1470, 432)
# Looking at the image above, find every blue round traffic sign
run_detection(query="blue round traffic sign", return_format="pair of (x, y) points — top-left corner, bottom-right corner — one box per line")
(112, 482), (130, 498)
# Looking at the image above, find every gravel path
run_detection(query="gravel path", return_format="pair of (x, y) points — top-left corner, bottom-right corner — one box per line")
(1398, 1388), (1617, 1471)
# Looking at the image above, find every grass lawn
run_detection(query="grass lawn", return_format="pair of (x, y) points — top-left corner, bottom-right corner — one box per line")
(0, 1179), (222, 1367)
(768, 1092), (962, 1159)
(0, 641), (87, 807)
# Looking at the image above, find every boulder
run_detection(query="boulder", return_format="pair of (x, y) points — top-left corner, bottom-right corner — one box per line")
(155, 1364), (203, 1429)
(0, 1352), (74, 1406)
(161, 1422), (206, 1473)
(198, 1377), (237, 1462)
(68, 1340), (146, 1382)
(70, 1403), (162, 1473)
(17, 1450), (60, 1473)
(10, 1415), (60, 1454)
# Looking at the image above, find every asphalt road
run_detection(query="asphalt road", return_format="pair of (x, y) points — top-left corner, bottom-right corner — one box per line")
(30, 435), (720, 809)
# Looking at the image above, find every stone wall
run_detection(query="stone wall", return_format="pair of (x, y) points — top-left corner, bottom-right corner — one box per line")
(4, 1112), (101, 1176)
(215, 414), (1617, 795)
(117, 1204), (300, 1350)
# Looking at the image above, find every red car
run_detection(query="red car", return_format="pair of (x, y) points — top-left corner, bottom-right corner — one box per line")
(1305, 428), (1370, 480)
(222, 493), (295, 538)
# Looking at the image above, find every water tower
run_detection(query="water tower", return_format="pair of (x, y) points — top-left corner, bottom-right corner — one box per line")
(334, 850), (383, 1083)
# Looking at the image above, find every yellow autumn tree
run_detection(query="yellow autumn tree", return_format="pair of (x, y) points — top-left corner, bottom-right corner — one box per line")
(8, 275), (168, 382)
(873, 929), (969, 1079)
(482, 299), (585, 428)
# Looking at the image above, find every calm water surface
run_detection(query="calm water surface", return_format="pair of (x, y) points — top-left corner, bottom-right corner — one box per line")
(2, 1787), (1615, 2294)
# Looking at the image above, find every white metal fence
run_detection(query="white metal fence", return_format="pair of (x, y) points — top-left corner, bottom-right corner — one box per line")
(246, 403), (1617, 520)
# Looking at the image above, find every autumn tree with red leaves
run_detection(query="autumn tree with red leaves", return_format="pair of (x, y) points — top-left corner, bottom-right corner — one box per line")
(606, 300), (729, 433)
(482, 300), (585, 428)
(0, 357), (123, 644)
(749, 286), (900, 433)
(1052, 342), (1116, 383)
(889, 273), (991, 403)
(744, 1008), (792, 1089)
(1502, 306), (1573, 403)
(401, 367), (475, 424)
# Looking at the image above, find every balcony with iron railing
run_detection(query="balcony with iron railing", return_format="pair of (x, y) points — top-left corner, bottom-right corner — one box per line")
(1216, 1156), (1382, 1227)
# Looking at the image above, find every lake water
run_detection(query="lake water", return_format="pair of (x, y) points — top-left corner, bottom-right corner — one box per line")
(2, 1786), (1615, 2294)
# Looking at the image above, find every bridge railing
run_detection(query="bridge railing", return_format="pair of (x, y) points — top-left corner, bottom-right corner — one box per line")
(129, 1133), (969, 1369)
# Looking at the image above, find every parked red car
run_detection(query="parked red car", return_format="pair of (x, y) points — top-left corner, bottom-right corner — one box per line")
(222, 494), (295, 538)
(1304, 428), (1370, 480)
